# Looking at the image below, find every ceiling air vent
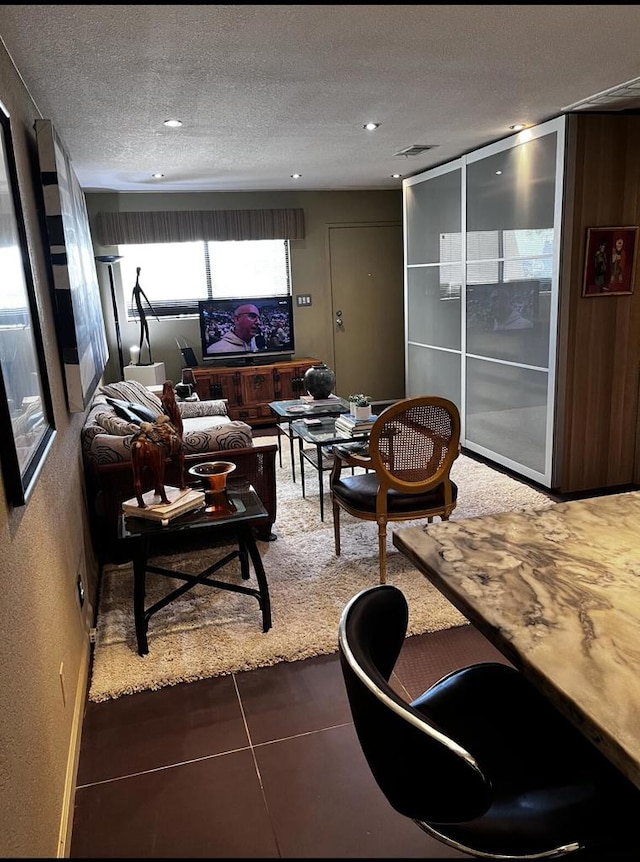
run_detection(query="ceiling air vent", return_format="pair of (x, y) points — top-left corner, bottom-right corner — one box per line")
(393, 144), (438, 157)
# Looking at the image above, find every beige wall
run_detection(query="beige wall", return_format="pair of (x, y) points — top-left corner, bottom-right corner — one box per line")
(0, 44), (97, 857)
(86, 190), (402, 385)
(0, 68), (401, 854)
(0, 38), (400, 858)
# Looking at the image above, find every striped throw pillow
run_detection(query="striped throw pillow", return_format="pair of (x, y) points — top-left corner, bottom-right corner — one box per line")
(99, 379), (163, 414)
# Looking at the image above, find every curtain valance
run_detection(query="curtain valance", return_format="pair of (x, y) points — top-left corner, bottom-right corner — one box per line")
(94, 207), (305, 245)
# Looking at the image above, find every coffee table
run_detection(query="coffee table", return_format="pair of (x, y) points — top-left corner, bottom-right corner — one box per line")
(268, 396), (350, 482)
(119, 482), (271, 655)
(290, 416), (370, 521)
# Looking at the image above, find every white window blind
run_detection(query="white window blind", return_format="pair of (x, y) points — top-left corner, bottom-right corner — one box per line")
(119, 239), (291, 319)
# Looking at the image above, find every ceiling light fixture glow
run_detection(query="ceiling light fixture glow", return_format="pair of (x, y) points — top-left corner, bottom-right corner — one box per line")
(509, 123), (526, 131)
(291, 173), (302, 179)
(391, 173), (402, 178)
(152, 173), (164, 178)
(363, 122), (379, 131)
(163, 119), (183, 128)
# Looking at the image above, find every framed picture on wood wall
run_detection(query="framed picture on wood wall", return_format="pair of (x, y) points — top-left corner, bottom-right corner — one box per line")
(582, 226), (638, 297)
(0, 101), (56, 506)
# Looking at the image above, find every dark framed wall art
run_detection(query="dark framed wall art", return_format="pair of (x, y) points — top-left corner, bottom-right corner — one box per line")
(35, 118), (108, 412)
(582, 226), (639, 297)
(0, 102), (55, 505)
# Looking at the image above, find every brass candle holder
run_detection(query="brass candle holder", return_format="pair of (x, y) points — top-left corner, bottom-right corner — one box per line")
(188, 461), (237, 514)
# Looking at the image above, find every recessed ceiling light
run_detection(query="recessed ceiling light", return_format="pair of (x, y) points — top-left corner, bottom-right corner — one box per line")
(291, 173), (302, 179)
(509, 123), (526, 131)
(391, 173), (402, 179)
(152, 173), (165, 179)
(495, 170), (502, 175)
(363, 122), (380, 131)
(163, 119), (183, 128)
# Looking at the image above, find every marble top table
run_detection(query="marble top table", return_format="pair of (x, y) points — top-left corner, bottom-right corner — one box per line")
(392, 491), (640, 789)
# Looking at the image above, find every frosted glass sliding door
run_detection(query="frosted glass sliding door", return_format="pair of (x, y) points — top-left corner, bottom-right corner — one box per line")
(464, 121), (562, 484)
(403, 117), (564, 487)
(407, 344), (461, 407)
(404, 163), (462, 413)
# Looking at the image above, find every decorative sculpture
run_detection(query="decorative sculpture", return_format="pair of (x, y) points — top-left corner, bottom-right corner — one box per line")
(303, 362), (336, 399)
(131, 267), (160, 365)
(130, 388), (186, 508)
(160, 380), (184, 438)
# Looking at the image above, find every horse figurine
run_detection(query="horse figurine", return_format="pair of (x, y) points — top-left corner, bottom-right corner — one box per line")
(130, 383), (186, 508)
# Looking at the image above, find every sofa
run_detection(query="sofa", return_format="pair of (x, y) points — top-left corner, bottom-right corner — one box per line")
(81, 379), (277, 559)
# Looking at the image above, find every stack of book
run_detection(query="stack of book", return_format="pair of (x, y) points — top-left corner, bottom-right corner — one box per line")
(122, 485), (205, 525)
(334, 413), (378, 437)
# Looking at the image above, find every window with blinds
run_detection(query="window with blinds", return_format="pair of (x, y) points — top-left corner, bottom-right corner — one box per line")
(119, 239), (291, 319)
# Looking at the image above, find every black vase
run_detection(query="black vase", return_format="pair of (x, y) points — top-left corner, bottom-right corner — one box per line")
(303, 363), (336, 399)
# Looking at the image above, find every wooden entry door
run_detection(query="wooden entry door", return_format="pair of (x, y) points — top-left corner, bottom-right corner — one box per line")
(328, 223), (405, 403)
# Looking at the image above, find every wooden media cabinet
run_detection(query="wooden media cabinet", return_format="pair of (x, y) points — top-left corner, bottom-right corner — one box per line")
(191, 357), (320, 427)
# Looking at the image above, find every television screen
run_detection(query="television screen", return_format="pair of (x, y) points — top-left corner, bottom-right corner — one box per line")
(198, 295), (295, 364)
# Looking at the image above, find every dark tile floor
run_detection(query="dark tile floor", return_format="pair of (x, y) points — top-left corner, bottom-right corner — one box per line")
(70, 623), (511, 858)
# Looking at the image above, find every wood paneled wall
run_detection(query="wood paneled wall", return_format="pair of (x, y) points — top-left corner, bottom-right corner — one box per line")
(556, 113), (640, 492)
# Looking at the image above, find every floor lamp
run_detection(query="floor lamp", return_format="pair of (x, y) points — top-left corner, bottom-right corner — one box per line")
(95, 255), (124, 379)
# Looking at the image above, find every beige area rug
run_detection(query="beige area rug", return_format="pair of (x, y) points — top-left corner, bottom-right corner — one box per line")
(89, 438), (556, 701)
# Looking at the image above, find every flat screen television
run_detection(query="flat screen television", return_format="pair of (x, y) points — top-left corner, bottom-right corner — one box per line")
(198, 295), (295, 365)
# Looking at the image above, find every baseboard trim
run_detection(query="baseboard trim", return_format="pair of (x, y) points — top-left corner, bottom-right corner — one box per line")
(57, 639), (90, 857)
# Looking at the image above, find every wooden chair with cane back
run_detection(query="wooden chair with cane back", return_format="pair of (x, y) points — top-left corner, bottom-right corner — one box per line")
(330, 395), (461, 584)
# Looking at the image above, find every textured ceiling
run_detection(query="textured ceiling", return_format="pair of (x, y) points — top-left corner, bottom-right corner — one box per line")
(1, 4), (640, 192)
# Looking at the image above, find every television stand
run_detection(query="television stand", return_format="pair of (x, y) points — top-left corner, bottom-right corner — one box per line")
(191, 357), (320, 427)
(222, 354), (293, 368)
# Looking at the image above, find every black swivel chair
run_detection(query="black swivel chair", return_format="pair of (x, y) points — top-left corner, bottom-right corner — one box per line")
(338, 584), (640, 859)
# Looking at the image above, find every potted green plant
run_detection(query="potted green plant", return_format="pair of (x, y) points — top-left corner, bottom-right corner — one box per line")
(352, 393), (372, 420)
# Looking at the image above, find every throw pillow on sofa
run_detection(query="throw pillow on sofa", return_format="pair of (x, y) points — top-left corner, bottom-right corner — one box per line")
(178, 399), (227, 418)
(105, 397), (160, 424)
(100, 379), (163, 414)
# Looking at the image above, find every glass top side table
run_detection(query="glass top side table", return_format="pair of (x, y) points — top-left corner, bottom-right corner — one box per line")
(290, 416), (370, 521)
(268, 396), (350, 482)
